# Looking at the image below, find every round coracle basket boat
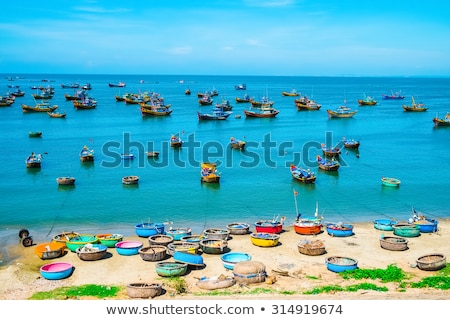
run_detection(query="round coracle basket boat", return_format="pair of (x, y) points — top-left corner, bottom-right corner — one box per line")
(379, 236), (408, 251)
(233, 260), (266, 284)
(115, 241), (143, 256)
(196, 275), (236, 290)
(76, 244), (108, 261)
(221, 252), (252, 270)
(167, 241), (200, 256)
(148, 234), (173, 246)
(155, 261), (188, 277)
(325, 256), (358, 273)
(166, 227), (192, 241)
(35, 242), (66, 260)
(66, 234), (99, 252)
(138, 245), (168, 262)
(122, 175), (139, 185)
(96, 233), (123, 248)
(173, 251), (204, 267)
(199, 239), (228, 254)
(203, 228), (230, 240)
(392, 223), (420, 238)
(52, 231), (79, 244)
(416, 254), (446, 271)
(373, 219), (398, 231)
(297, 239), (326, 256)
(180, 234), (204, 243)
(126, 283), (163, 299)
(226, 222), (250, 235)
(40, 262), (74, 280)
(135, 222), (165, 238)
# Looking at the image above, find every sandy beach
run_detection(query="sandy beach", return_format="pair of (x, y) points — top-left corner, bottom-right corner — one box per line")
(0, 220), (449, 300)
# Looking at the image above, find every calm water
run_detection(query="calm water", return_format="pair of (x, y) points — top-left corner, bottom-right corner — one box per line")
(1, 74), (449, 261)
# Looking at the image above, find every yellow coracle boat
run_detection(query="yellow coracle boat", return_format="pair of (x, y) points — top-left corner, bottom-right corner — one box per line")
(250, 232), (280, 247)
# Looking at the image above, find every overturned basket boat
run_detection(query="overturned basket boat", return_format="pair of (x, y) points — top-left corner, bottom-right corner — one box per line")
(416, 254), (446, 271)
(297, 239), (326, 256)
(126, 283), (162, 299)
(379, 236), (408, 251)
(148, 234), (173, 246)
(196, 275), (236, 290)
(138, 245), (168, 262)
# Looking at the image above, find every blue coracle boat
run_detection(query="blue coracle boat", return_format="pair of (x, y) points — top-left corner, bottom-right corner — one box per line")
(325, 256), (358, 273)
(135, 222), (165, 237)
(326, 223), (354, 237)
(373, 219), (398, 231)
(414, 219), (438, 233)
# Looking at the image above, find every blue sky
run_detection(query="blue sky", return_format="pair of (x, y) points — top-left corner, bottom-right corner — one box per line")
(1, 0), (449, 76)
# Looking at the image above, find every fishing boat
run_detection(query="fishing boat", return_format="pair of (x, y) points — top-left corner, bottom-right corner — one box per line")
(28, 131), (42, 138)
(79, 146), (94, 162)
(215, 99), (233, 111)
(379, 236), (408, 251)
(140, 104), (173, 116)
(121, 153), (134, 160)
(402, 96), (428, 112)
(180, 234), (204, 244)
(61, 83), (79, 88)
(294, 220), (322, 235)
(155, 262), (188, 277)
(342, 138), (360, 149)
(135, 222), (165, 237)
(203, 228), (230, 240)
(416, 254), (447, 271)
(254, 217), (285, 234)
(108, 82), (126, 87)
(392, 223), (420, 237)
(196, 275), (236, 290)
(34, 242), (66, 260)
(76, 244), (108, 261)
(25, 153), (42, 168)
(432, 112), (450, 127)
(295, 96), (322, 110)
(40, 262), (74, 280)
(327, 106), (357, 118)
(66, 234), (99, 252)
(382, 91), (405, 100)
(166, 227), (192, 241)
(73, 98), (97, 109)
(147, 151), (160, 158)
(381, 177), (401, 187)
(316, 155), (340, 171)
(410, 209), (438, 233)
(199, 239), (228, 254)
(115, 241), (143, 256)
(197, 106), (232, 120)
(96, 233), (123, 248)
(235, 94), (251, 103)
(200, 162), (220, 183)
(357, 96), (377, 105)
(321, 144), (341, 157)
(244, 105), (280, 118)
(198, 95), (213, 105)
(226, 222), (250, 235)
(47, 111), (66, 118)
(281, 89), (300, 96)
(230, 137), (246, 150)
(185, 88), (191, 95)
(235, 83), (246, 90)
(325, 256), (358, 273)
(173, 251), (204, 267)
(326, 223), (354, 237)
(220, 252), (252, 270)
(250, 232), (280, 247)
(290, 164), (316, 183)
(56, 177), (76, 185)
(22, 102), (58, 112)
(250, 96), (274, 107)
(31, 92), (53, 100)
(373, 219), (398, 231)
(122, 175), (139, 185)
(297, 239), (326, 256)
(170, 134), (182, 148)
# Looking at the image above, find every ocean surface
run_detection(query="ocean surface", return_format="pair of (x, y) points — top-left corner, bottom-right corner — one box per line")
(1, 74), (449, 263)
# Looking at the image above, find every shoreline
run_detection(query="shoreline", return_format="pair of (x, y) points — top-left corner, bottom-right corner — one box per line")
(1, 220), (449, 300)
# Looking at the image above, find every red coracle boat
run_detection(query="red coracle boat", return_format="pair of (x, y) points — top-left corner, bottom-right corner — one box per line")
(254, 217), (285, 234)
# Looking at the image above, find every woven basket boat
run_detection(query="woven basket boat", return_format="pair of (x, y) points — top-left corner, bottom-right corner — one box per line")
(199, 239), (228, 254)
(126, 283), (162, 299)
(138, 245), (168, 262)
(297, 239), (326, 256)
(226, 222), (250, 235)
(167, 242), (200, 256)
(148, 234), (173, 246)
(416, 254), (446, 271)
(203, 228), (230, 240)
(76, 244), (108, 261)
(379, 236), (408, 251)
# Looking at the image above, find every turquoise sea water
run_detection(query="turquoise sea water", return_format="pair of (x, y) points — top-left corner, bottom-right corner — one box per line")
(1, 74), (449, 260)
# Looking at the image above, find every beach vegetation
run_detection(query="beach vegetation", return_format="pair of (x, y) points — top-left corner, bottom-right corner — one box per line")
(29, 284), (121, 300)
(409, 276), (450, 290)
(303, 283), (388, 295)
(340, 264), (407, 282)
(161, 276), (188, 294)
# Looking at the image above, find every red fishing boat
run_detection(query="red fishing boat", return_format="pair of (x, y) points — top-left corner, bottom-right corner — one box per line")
(254, 217), (285, 234)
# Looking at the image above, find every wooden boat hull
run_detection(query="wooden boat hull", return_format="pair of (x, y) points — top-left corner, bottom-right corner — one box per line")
(416, 254), (446, 271)
(52, 231), (79, 244)
(294, 222), (322, 235)
(138, 245), (168, 262)
(155, 262), (188, 277)
(148, 234), (173, 246)
(40, 262), (74, 280)
(244, 109), (279, 118)
(392, 223), (420, 237)
(379, 236), (408, 251)
(250, 232), (280, 247)
(115, 241), (143, 256)
(373, 219), (398, 231)
(127, 283), (162, 298)
(325, 256), (358, 273)
(122, 176), (139, 185)
(56, 177), (75, 185)
(327, 110), (357, 118)
(221, 252), (252, 270)
(35, 242), (66, 260)
(326, 224), (354, 237)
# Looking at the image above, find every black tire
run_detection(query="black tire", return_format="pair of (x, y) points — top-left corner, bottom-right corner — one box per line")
(22, 237), (33, 247)
(19, 229), (29, 238)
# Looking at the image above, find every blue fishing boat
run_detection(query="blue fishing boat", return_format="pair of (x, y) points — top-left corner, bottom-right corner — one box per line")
(40, 262), (74, 280)
(325, 256), (358, 273)
(173, 251), (204, 267)
(373, 219), (398, 231)
(166, 227), (192, 241)
(326, 223), (354, 237)
(135, 222), (165, 237)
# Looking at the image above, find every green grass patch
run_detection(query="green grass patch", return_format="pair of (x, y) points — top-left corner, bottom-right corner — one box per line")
(340, 264), (407, 282)
(409, 276), (450, 290)
(304, 283), (388, 295)
(29, 284), (121, 300)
